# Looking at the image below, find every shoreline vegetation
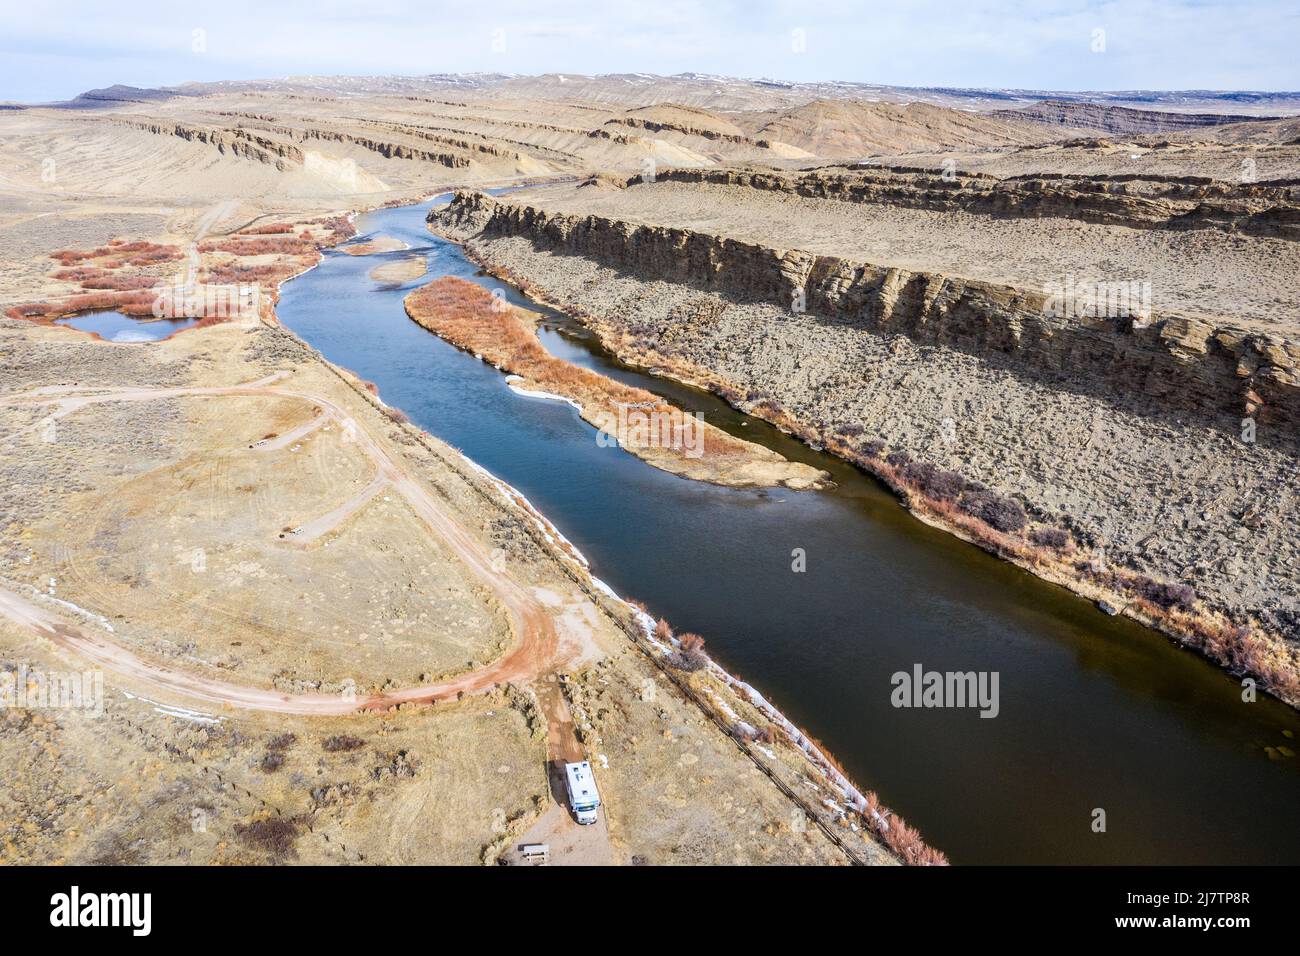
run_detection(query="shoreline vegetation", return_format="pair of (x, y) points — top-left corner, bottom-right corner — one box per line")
(629, 608), (948, 865)
(285, 242), (935, 863)
(457, 439), (941, 864)
(437, 231), (1300, 711)
(13, 188), (1246, 865)
(402, 275), (830, 490)
(4, 218), (357, 327)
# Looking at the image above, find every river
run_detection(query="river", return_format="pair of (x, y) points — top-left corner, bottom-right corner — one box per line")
(274, 193), (1300, 865)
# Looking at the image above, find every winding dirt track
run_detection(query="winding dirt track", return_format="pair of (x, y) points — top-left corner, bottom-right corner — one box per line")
(0, 375), (560, 716)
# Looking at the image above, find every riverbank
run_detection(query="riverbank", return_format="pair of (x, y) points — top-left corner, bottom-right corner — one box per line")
(272, 216), (916, 863)
(0, 246), (907, 866)
(272, 193), (1300, 864)
(429, 188), (1300, 708)
(404, 276), (828, 490)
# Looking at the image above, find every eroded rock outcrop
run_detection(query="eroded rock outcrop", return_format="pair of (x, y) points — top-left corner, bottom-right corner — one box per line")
(991, 100), (1275, 136)
(108, 118), (306, 170)
(435, 189), (1300, 443)
(431, 189), (1300, 703)
(621, 166), (1300, 239)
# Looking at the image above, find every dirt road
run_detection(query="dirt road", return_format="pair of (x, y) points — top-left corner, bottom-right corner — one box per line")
(0, 375), (562, 714)
(505, 672), (614, 865)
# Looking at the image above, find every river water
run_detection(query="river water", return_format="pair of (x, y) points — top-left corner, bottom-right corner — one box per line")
(275, 194), (1300, 865)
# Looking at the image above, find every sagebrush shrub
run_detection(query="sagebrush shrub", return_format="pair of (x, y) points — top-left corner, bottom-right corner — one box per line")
(959, 488), (1027, 532)
(1133, 576), (1196, 611)
(1029, 527), (1070, 549)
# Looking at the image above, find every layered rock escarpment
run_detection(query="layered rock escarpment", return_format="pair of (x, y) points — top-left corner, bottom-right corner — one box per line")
(108, 118), (306, 170)
(430, 189), (1300, 703)
(434, 189), (1300, 441)
(113, 116), (480, 170)
(990, 100), (1274, 136)
(621, 166), (1300, 240)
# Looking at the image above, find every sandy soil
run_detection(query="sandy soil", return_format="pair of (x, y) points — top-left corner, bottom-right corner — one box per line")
(369, 257), (427, 284)
(343, 235), (408, 255)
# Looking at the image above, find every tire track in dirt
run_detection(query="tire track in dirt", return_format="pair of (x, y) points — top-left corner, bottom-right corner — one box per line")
(0, 379), (567, 716)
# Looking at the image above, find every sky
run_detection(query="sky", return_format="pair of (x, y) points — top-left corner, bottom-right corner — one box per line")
(2, 0), (1297, 103)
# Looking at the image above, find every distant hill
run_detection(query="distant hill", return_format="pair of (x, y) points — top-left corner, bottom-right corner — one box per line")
(29, 73), (1296, 117)
(992, 100), (1277, 135)
(52, 84), (197, 110)
(741, 100), (1055, 157)
(1147, 114), (1300, 145)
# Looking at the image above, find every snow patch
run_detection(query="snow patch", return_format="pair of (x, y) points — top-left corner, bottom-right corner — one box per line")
(44, 595), (115, 633)
(503, 375), (582, 411)
(122, 691), (221, 725)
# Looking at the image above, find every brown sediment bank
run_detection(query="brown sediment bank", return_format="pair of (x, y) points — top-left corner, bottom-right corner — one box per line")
(403, 276), (829, 490)
(428, 188), (1300, 708)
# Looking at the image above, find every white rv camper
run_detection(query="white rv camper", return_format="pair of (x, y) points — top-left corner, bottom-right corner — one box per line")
(563, 760), (601, 825)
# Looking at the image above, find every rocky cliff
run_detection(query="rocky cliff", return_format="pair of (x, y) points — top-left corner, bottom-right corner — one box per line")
(431, 189), (1300, 703)
(623, 166), (1300, 239)
(992, 100), (1275, 136)
(108, 118), (306, 170)
(435, 189), (1300, 445)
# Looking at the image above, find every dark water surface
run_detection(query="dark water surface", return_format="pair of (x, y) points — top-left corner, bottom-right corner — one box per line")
(276, 195), (1300, 865)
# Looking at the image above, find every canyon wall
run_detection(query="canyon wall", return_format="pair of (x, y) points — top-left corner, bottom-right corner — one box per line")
(626, 167), (1300, 239)
(436, 188), (1300, 443)
(431, 189), (1300, 701)
(989, 100), (1275, 135)
(108, 118), (306, 170)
